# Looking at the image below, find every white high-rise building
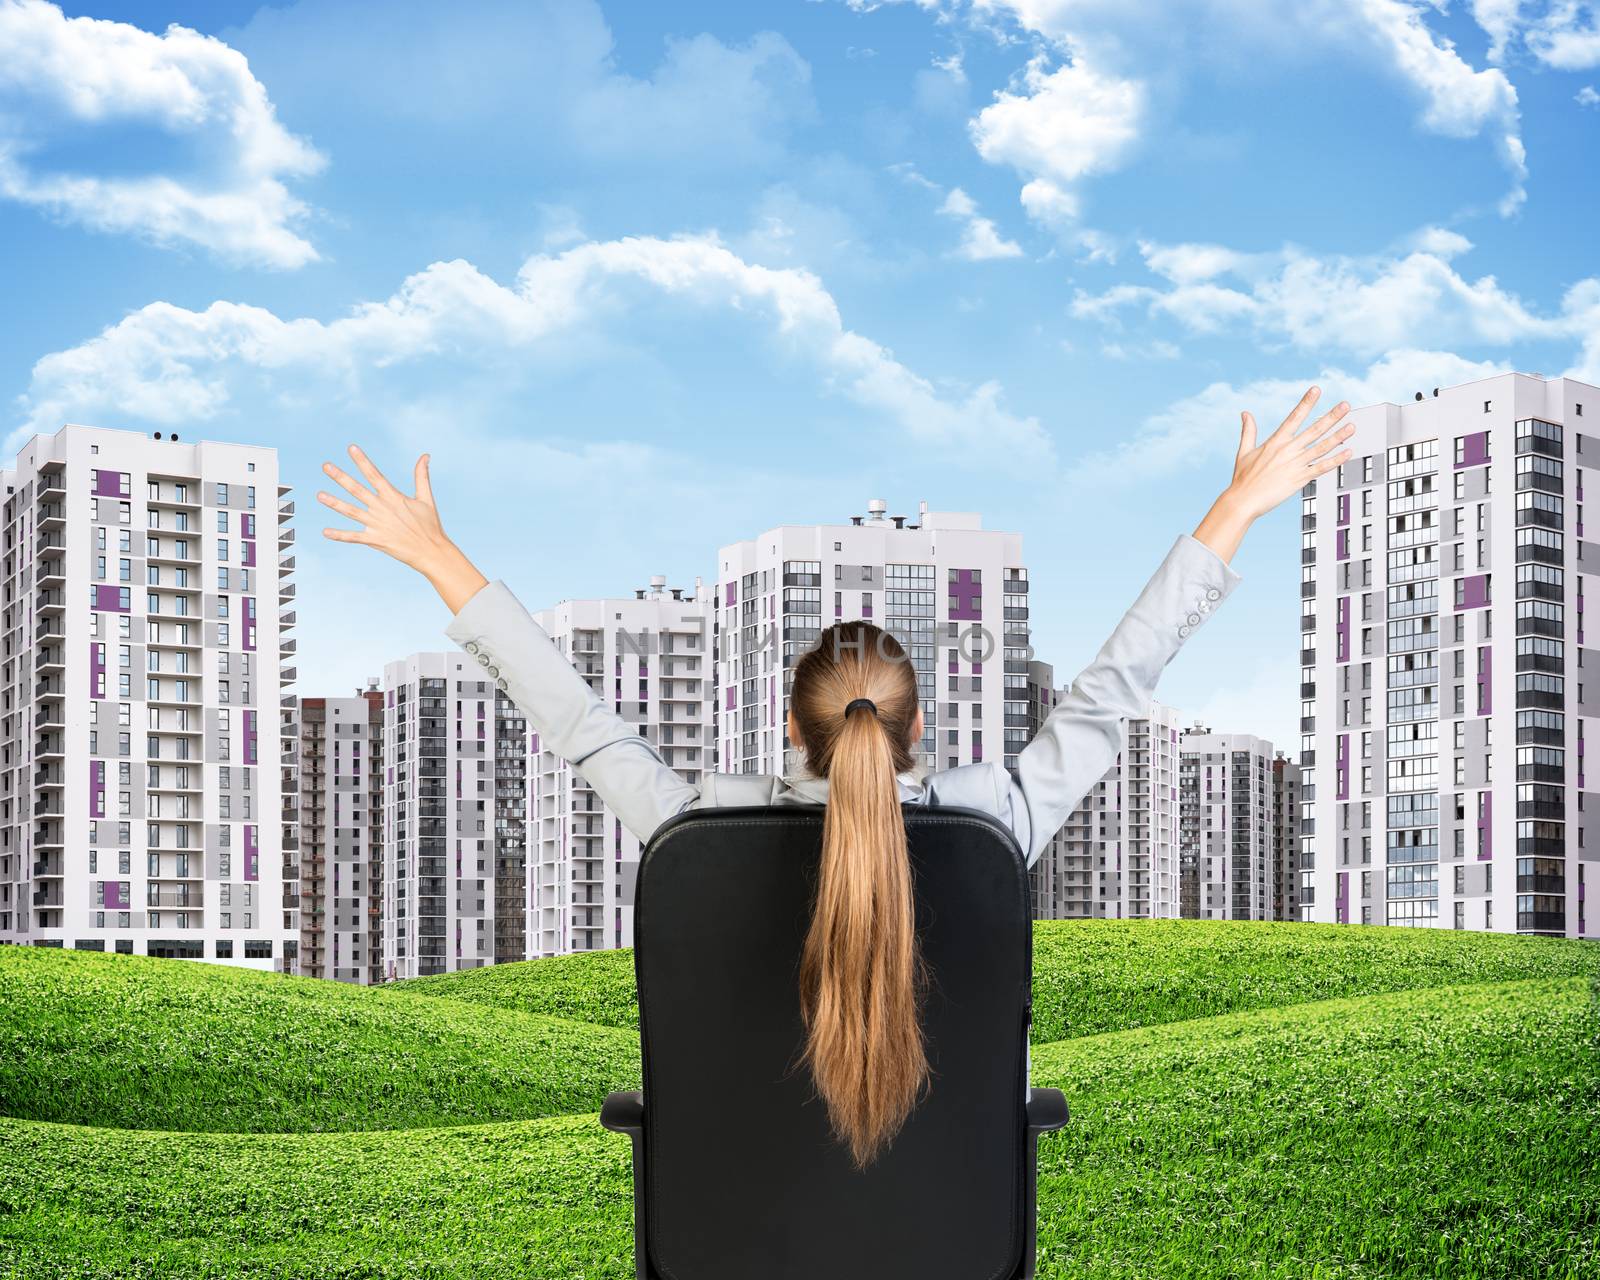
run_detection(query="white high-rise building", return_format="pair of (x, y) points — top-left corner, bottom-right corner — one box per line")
(714, 500), (1031, 778)
(1271, 750), (1304, 922)
(1178, 727), (1276, 920)
(0, 424), (292, 969)
(527, 578), (714, 956)
(1041, 699), (1186, 919)
(1303, 371), (1597, 937)
(286, 688), (384, 984)
(380, 653), (518, 979)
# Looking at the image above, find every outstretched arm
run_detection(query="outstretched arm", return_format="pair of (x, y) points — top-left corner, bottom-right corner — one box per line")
(1002, 385), (1355, 867)
(317, 446), (700, 843)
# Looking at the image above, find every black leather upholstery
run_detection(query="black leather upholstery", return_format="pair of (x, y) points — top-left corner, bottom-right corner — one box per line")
(602, 804), (1063, 1280)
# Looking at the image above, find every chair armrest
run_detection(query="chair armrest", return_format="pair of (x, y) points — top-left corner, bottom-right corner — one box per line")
(601, 1090), (645, 1136)
(1025, 1088), (1069, 1134)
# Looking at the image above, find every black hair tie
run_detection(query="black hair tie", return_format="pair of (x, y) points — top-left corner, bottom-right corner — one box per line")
(844, 698), (878, 718)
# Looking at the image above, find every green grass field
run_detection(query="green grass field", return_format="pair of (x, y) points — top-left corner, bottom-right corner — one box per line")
(2, 920), (1597, 1278)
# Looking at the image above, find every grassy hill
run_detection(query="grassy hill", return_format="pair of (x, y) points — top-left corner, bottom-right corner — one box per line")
(0, 945), (639, 1132)
(1, 922), (1596, 1278)
(399, 916), (1600, 1041)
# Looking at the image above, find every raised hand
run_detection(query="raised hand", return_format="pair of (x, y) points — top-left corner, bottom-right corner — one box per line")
(1192, 385), (1354, 564)
(1230, 385), (1353, 520)
(318, 445), (488, 614)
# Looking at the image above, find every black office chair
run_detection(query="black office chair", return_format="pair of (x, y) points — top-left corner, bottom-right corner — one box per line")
(601, 804), (1068, 1280)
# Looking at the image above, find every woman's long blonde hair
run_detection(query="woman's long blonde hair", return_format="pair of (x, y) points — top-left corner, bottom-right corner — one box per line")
(789, 620), (931, 1171)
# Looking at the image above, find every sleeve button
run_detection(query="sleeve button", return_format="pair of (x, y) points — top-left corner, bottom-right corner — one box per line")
(464, 641), (479, 655)
(496, 678), (508, 692)
(1178, 624), (1191, 638)
(1186, 612), (1201, 626)
(477, 653), (490, 667)
(487, 665), (499, 678)
(1207, 587), (1221, 600)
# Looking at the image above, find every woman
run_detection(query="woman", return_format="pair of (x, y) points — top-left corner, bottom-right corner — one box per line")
(319, 385), (1353, 1169)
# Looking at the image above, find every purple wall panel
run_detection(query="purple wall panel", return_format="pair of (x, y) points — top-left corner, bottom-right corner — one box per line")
(1336, 528), (1349, 560)
(243, 597), (256, 651)
(104, 880), (129, 909)
(1454, 431), (1490, 469)
(244, 709), (258, 765)
(1336, 871), (1349, 924)
(89, 642), (104, 699)
(92, 469), (129, 498)
(947, 569), (982, 622)
(92, 584), (127, 613)
(89, 760), (104, 818)
(725, 582), (735, 607)
(1456, 574), (1489, 610)
(244, 823), (259, 881)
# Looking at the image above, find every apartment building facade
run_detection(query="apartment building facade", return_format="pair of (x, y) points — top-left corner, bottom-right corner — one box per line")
(1271, 752), (1303, 922)
(286, 688), (384, 983)
(380, 652), (519, 979)
(1042, 699), (1185, 919)
(0, 424), (292, 968)
(526, 579), (713, 957)
(714, 500), (1031, 779)
(1304, 372), (1597, 937)
(1178, 727), (1276, 921)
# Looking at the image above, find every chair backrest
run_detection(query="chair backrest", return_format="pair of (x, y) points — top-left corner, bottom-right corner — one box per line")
(634, 804), (1034, 1280)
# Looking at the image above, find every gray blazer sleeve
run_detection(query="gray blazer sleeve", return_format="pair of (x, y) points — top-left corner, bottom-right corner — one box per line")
(442, 582), (701, 843)
(1001, 532), (1244, 868)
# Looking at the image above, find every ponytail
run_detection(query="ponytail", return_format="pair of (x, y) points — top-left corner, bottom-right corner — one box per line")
(792, 624), (930, 1170)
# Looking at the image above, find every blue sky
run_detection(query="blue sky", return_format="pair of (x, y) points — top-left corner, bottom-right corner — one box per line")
(3, 0), (1600, 750)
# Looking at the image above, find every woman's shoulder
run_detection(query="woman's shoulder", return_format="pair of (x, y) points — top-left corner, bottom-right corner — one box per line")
(697, 772), (789, 808)
(922, 760), (1010, 814)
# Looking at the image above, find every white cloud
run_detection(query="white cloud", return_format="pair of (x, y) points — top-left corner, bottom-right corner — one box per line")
(938, 186), (1024, 259)
(969, 49), (1145, 227)
(1353, 0), (1526, 214)
(1471, 0), (1528, 62)
(1062, 347), (1515, 493)
(889, 163), (1024, 260)
(0, 0), (324, 267)
(1099, 338), (1180, 360)
(568, 31), (816, 166)
(1071, 230), (1589, 357)
(1471, 0), (1600, 70)
(229, 0), (816, 174)
(12, 233), (1053, 463)
(1578, 84), (1600, 104)
(913, 1), (1531, 219)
